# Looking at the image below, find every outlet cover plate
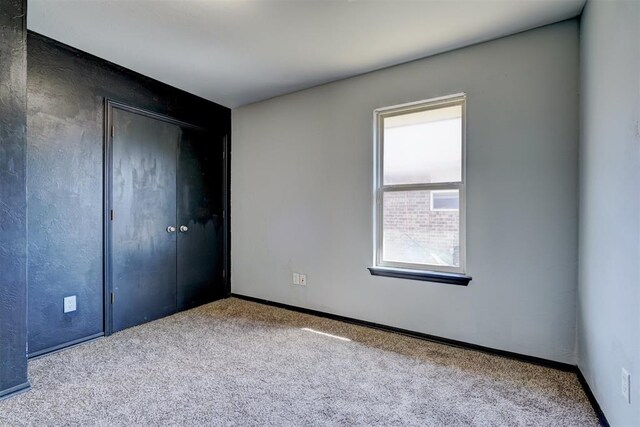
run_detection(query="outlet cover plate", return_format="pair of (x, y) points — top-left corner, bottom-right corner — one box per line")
(63, 295), (77, 313)
(622, 368), (631, 404)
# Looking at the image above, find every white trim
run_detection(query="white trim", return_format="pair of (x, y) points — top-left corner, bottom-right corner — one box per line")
(374, 93), (466, 115)
(373, 93), (467, 275)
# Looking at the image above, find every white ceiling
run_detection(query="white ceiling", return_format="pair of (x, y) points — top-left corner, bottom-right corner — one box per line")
(28, 0), (585, 108)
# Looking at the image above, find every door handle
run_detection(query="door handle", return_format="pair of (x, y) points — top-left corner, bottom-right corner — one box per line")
(179, 225), (188, 233)
(166, 226), (176, 233)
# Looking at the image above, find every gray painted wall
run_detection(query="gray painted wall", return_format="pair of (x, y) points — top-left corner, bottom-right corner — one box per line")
(0, 0), (29, 399)
(232, 21), (579, 363)
(578, 1), (640, 425)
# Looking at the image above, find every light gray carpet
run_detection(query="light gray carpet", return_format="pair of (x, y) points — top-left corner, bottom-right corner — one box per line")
(0, 298), (598, 426)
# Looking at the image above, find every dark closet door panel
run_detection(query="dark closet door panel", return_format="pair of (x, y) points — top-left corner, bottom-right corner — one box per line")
(111, 108), (179, 332)
(177, 129), (224, 310)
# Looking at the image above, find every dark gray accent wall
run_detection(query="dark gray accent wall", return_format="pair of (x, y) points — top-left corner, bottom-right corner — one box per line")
(0, 0), (29, 398)
(27, 33), (230, 355)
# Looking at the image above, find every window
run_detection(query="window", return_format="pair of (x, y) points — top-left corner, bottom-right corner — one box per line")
(430, 190), (459, 211)
(369, 94), (470, 284)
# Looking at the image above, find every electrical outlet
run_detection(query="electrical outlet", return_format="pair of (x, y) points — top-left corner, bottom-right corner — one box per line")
(622, 368), (631, 404)
(292, 273), (300, 285)
(63, 295), (77, 313)
(299, 274), (307, 286)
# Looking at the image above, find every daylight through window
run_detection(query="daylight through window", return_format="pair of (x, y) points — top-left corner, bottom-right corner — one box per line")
(374, 94), (466, 274)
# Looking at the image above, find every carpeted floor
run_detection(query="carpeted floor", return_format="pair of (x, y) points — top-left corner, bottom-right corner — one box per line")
(0, 298), (598, 426)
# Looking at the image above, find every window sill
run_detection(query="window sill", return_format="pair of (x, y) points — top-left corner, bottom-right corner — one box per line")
(367, 267), (472, 286)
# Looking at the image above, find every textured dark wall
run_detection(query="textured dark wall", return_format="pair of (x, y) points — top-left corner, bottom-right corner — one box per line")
(0, 0), (29, 397)
(27, 32), (231, 355)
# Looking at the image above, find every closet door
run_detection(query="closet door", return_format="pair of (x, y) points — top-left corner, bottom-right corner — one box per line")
(111, 108), (180, 332)
(176, 129), (225, 310)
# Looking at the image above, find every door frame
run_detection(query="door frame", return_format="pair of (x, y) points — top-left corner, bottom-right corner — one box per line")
(103, 99), (227, 335)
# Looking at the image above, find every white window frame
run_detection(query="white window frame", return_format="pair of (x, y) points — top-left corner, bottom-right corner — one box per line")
(373, 93), (467, 275)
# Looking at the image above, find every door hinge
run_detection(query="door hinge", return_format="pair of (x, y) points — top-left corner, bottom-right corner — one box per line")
(110, 292), (115, 304)
(110, 209), (114, 221)
(222, 150), (225, 159)
(111, 126), (114, 137)
(222, 269), (226, 279)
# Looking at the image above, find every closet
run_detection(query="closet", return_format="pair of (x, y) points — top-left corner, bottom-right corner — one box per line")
(106, 102), (224, 333)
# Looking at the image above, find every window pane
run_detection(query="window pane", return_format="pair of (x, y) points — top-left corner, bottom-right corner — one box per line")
(431, 190), (459, 211)
(383, 105), (462, 185)
(382, 190), (460, 267)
